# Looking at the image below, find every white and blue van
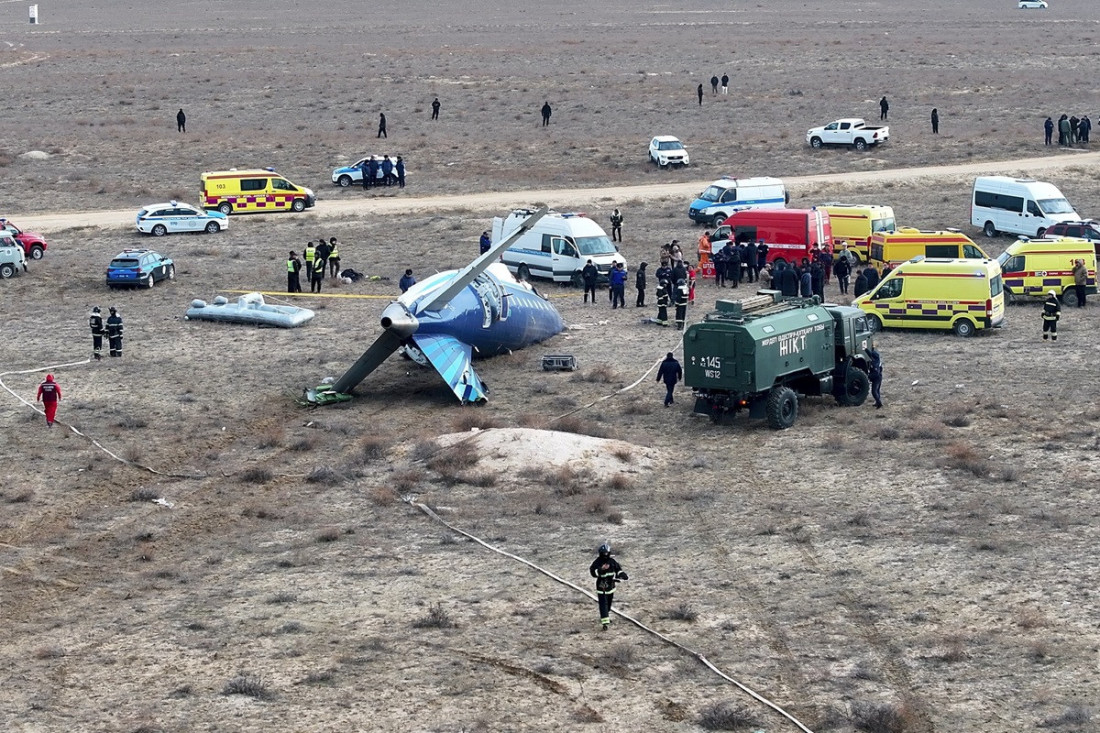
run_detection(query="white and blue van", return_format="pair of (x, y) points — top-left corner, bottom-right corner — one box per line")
(496, 209), (625, 285)
(688, 176), (787, 227)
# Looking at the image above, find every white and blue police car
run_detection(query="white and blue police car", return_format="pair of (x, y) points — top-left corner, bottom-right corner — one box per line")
(136, 201), (228, 236)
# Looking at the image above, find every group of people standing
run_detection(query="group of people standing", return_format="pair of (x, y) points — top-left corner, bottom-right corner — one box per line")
(1045, 114), (1092, 146)
(287, 238), (342, 293)
(360, 155), (406, 189)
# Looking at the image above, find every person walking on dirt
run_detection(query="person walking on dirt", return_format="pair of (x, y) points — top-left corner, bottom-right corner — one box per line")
(1042, 290), (1061, 340)
(868, 347), (883, 409)
(697, 83), (703, 106)
(879, 96), (889, 121)
(1044, 117), (1054, 146)
(541, 101), (552, 126)
(287, 251), (302, 293)
(377, 113), (387, 138)
(89, 306), (105, 361)
(635, 261), (647, 308)
(36, 374), (61, 428)
(610, 208), (623, 242)
(176, 108), (186, 133)
(1072, 258), (1088, 307)
(328, 238), (341, 278)
(656, 352), (682, 407)
(431, 97), (441, 121)
(589, 543), (627, 630)
(720, 74), (729, 95)
(106, 307), (124, 357)
(710, 75), (719, 95)
(931, 108), (939, 134)
(582, 259), (598, 304)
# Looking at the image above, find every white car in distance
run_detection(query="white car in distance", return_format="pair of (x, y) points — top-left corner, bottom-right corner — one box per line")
(136, 201), (228, 236)
(1019, 0), (1047, 8)
(649, 136), (690, 167)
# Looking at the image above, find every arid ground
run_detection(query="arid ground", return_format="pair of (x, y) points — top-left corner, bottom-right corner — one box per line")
(3, 2), (1100, 732)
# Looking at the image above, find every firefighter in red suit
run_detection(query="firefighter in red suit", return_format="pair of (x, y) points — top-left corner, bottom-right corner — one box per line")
(37, 374), (61, 427)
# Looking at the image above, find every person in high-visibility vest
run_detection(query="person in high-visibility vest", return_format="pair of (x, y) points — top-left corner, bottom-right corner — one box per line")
(674, 278), (689, 330)
(106, 307), (124, 357)
(589, 543), (627, 630)
(655, 279), (670, 326)
(303, 241), (317, 283)
(328, 238), (341, 278)
(1042, 290), (1061, 341)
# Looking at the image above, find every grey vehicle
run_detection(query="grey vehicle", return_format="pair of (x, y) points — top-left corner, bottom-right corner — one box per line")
(0, 232), (28, 279)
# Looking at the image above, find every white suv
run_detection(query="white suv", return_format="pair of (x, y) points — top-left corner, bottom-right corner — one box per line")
(649, 136), (690, 167)
(1019, 0), (1047, 7)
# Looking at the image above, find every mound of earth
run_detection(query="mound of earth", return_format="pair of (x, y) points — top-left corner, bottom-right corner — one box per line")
(433, 427), (656, 479)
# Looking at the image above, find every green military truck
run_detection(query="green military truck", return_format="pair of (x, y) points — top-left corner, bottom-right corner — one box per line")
(684, 291), (876, 429)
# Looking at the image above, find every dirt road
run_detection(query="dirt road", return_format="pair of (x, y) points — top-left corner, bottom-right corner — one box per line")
(18, 151), (1100, 233)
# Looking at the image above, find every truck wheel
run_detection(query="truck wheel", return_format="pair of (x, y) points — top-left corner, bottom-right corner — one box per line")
(30, 245), (44, 260)
(810, 137), (823, 149)
(0, 263), (15, 279)
(218, 202), (233, 215)
(766, 386), (798, 430)
(711, 213), (726, 228)
(953, 318), (976, 337)
(1060, 289), (1079, 307)
(867, 314), (883, 332)
(836, 366), (870, 407)
(983, 221), (997, 238)
(337, 175), (352, 187)
(517, 264), (531, 282)
(854, 138), (868, 151)
(291, 198), (306, 212)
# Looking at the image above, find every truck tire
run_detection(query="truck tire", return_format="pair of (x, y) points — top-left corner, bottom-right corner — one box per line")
(854, 138), (868, 151)
(0, 263), (15, 279)
(218, 202), (233, 215)
(810, 137), (823, 149)
(711, 213), (726, 228)
(836, 366), (870, 407)
(1060, 288), (1079, 307)
(866, 314), (883, 333)
(983, 221), (997, 238)
(766, 386), (798, 430)
(517, 264), (531, 282)
(953, 318), (976, 337)
(30, 245), (44, 260)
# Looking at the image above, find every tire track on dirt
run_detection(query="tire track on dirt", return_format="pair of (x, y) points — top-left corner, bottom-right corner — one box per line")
(15, 152), (1100, 234)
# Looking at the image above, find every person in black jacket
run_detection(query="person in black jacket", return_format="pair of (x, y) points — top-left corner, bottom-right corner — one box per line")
(176, 108), (186, 133)
(810, 261), (825, 299)
(863, 265), (880, 291)
(589, 543), (628, 630)
(541, 101), (552, 126)
(931, 108), (939, 135)
(89, 306), (105, 360)
(106, 307), (124, 357)
(800, 267), (813, 297)
(656, 351), (682, 406)
(582, 259), (599, 304)
(834, 255), (851, 295)
(1042, 290), (1061, 340)
(868, 347), (883, 409)
(655, 279), (670, 326)
(755, 241), (769, 278)
(727, 245), (741, 289)
(315, 239), (332, 278)
(853, 270), (869, 297)
(377, 112), (387, 138)
(1045, 116), (1054, 146)
(777, 261), (799, 297)
(744, 241), (757, 283)
(635, 262), (647, 307)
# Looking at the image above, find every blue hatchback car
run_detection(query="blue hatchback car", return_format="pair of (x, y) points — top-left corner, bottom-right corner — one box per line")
(106, 249), (175, 289)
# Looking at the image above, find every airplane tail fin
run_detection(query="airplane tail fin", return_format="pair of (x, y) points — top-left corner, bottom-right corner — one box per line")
(409, 334), (487, 404)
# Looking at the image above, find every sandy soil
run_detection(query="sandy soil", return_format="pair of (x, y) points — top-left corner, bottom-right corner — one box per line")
(3, 2), (1100, 733)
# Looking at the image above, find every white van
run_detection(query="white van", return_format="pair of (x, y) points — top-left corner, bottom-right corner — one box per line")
(495, 209), (626, 285)
(688, 176), (787, 227)
(971, 176), (1079, 239)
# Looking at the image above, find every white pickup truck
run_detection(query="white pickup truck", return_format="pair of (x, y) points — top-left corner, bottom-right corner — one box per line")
(806, 118), (889, 151)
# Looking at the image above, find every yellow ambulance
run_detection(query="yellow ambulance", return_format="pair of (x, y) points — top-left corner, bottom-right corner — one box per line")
(868, 228), (988, 269)
(201, 169), (316, 215)
(996, 237), (1097, 306)
(821, 203), (895, 262)
(855, 256), (1005, 337)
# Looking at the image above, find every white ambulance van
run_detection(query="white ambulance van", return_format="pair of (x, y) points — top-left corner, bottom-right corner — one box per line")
(495, 209), (626, 285)
(971, 176), (1079, 239)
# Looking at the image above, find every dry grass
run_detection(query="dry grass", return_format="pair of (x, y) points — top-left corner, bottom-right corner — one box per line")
(944, 441), (991, 478)
(698, 701), (758, 731)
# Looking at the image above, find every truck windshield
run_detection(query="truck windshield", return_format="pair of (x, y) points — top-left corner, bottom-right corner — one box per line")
(1038, 198), (1074, 215)
(574, 236), (617, 256)
(698, 185), (727, 203)
(872, 217), (896, 233)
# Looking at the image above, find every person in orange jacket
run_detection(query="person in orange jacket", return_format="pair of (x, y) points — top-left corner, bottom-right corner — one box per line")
(37, 374), (61, 427)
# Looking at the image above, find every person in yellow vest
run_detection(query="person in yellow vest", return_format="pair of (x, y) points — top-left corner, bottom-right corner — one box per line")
(287, 251), (302, 293)
(328, 238), (341, 278)
(303, 241), (317, 283)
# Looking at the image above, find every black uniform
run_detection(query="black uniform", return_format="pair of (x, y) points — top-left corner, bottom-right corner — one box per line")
(431, 98), (441, 120)
(582, 262), (599, 304)
(744, 241), (758, 282)
(176, 108), (186, 133)
(655, 280), (670, 325)
(777, 263), (799, 297)
(541, 102), (552, 126)
(589, 547), (627, 629)
(315, 241), (332, 279)
(635, 263), (647, 307)
(1042, 292), (1061, 340)
(656, 353), (682, 406)
(674, 279), (689, 330)
(106, 310), (124, 357)
(377, 112), (387, 138)
(834, 256), (851, 294)
(287, 253), (302, 293)
(89, 308), (105, 360)
(756, 242), (768, 275)
(868, 347), (883, 408)
(727, 246), (741, 288)
(609, 210), (623, 242)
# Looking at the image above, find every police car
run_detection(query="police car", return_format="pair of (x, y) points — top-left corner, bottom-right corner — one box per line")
(136, 201), (228, 236)
(106, 249), (175, 289)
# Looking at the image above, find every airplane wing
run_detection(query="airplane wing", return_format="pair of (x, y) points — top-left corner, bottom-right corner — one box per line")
(408, 334), (487, 403)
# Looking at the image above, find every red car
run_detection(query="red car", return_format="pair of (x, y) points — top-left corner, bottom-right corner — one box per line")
(0, 218), (48, 260)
